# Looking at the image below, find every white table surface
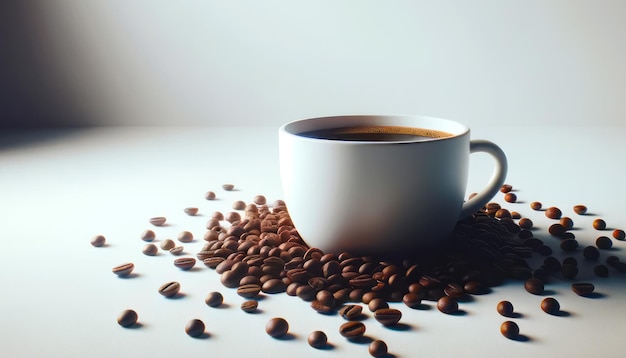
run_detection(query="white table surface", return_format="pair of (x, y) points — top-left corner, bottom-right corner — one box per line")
(1, 125), (625, 358)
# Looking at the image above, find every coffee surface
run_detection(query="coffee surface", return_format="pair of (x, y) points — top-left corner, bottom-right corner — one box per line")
(299, 125), (453, 141)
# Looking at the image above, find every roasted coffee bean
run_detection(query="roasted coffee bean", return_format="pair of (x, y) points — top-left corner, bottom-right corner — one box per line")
(402, 293), (422, 308)
(463, 281), (486, 295)
(596, 236), (613, 250)
(518, 218), (533, 229)
(504, 193), (517, 203)
(559, 217), (574, 230)
(548, 223), (566, 237)
(117, 309), (138, 327)
(184, 207), (199, 216)
(583, 246), (600, 261)
(222, 184), (235, 191)
(541, 297), (560, 314)
(369, 340), (388, 357)
(594, 264), (609, 277)
(524, 278), (544, 295)
(606, 255), (620, 266)
(90, 234), (106, 247)
(140, 229), (156, 242)
(241, 300), (258, 313)
(158, 281), (181, 298)
(262, 279), (287, 294)
(174, 257), (196, 270)
(613, 229), (625, 240)
(561, 264), (578, 279)
(177, 231), (194, 243)
(374, 308), (402, 326)
(112, 263), (134, 277)
(237, 284), (262, 298)
(149, 216), (167, 226)
(205, 291), (223, 307)
(142, 243), (158, 256)
(560, 239), (579, 252)
(593, 218), (607, 230)
(232, 200), (246, 210)
(573, 204), (587, 215)
(185, 319), (205, 337)
(361, 291), (380, 304)
(563, 256), (578, 266)
(205, 191), (216, 200)
(252, 195), (267, 205)
(530, 201), (542, 210)
(545, 207), (562, 219)
(316, 290), (336, 307)
(307, 330), (328, 349)
(543, 256), (562, 272)
(497, 301), (514, 317)
(169, 246), (184, 255)
(339, 304), (363, 320)
(368, 298), (389, 312)
(266, 317), (289, 338)
(339, 321), (366, 339)
(500, 321), (519, 339)
(571, 282), (595, 296)
(297, 285), (316, 301)
(203, 257), (225, 269)
(225, 211), (241, 223)
(311, 300), (335, 314)
(500, 184), (513, 193)
(160, 239), (176, 251)
(437, 296), (458, 314)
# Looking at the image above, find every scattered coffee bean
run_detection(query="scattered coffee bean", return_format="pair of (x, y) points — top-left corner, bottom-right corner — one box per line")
(548, 223), (566, 237)
(369, 339), (388, 357)
(530, 201), (542, 210)
(560, 239), (579, 252)
(205, 191), (216, 200)
(185, 319), (205, 337)
(368, 298), (389, 312)
(266, 317), (289, 338)
(117, 309), (138, 327)
(90, 234), (106, 247)
(504, 193), (517, 203)
(149, 216), (166, 226)
(374, 308), (402, 326)
(594, 264), (609, 277)
(339, 304), (363, 320)
(170, 246), (184, 255)
(311, 300), (335, 314)
(232, 200), (246, 210)
(225, 211), (241, 223)
(511, 211), (521, 219)
(174, 257), (196, 270)
(500, 321), (519, 339)
(524, 277), (544, 295)
(142, 243), (158, 256)
(593, 218), (607, 230)
(177, 231), (194, 243)
(140, 229), (156, 242)
(495, 208), (511, 219)
(254, 195), (267, 205)
(160, 239), (176, 251)
(596, 236), (613, 249)
(541, 297), (560, 315)
(437, 296), (458, 314)
(561, 263), (578, 279)
(545, 207), (562, 219)
(518, 218), (533, 229)
(222, 184), (235, 191)
(559, 217), (574, 230)
(237, 284), (262, 298)
(184, 207), (199, 216)
(112, 263), (134, 277)
(308, 331), (328, 349)
(500, 184), (513, 193)
(571, 282), (595, 296)
(339, 321), (366, 339)
(583, 246), (600, 261)
(205, 291), (223, 307)
(402, 293), (422, 309)
(262, 279), (287, 294)
(241, 300), (258, 313)
(497, 301), (514, 317)
(158, 281), (181, 298)
(573, 205), (588, 215)
(613, 229), (625, 240)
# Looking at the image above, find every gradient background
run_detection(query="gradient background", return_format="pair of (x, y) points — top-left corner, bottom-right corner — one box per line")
(2, 0), (625, 128)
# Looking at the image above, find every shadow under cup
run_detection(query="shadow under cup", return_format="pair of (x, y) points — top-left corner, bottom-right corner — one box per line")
(278, 115), (506, 258)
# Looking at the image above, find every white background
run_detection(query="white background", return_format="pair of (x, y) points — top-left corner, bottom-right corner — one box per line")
(2, 0), (625, 127)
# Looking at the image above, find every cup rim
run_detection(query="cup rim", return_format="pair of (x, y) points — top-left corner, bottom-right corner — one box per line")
(279, 114), (470, 144)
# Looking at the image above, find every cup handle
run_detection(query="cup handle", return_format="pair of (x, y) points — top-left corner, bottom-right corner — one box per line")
(459, 139), (508, 219)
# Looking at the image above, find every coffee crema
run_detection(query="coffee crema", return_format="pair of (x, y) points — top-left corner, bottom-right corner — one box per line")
(298, 125), (453, 142)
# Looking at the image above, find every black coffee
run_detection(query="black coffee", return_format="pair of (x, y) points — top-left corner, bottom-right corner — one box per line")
(299, 125), (452, 142)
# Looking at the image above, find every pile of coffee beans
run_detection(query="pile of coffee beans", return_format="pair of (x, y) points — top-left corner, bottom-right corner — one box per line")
(98, 183), (626, 354)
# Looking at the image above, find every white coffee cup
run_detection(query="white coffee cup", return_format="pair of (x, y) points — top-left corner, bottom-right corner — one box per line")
(278, 115), (507, 257)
